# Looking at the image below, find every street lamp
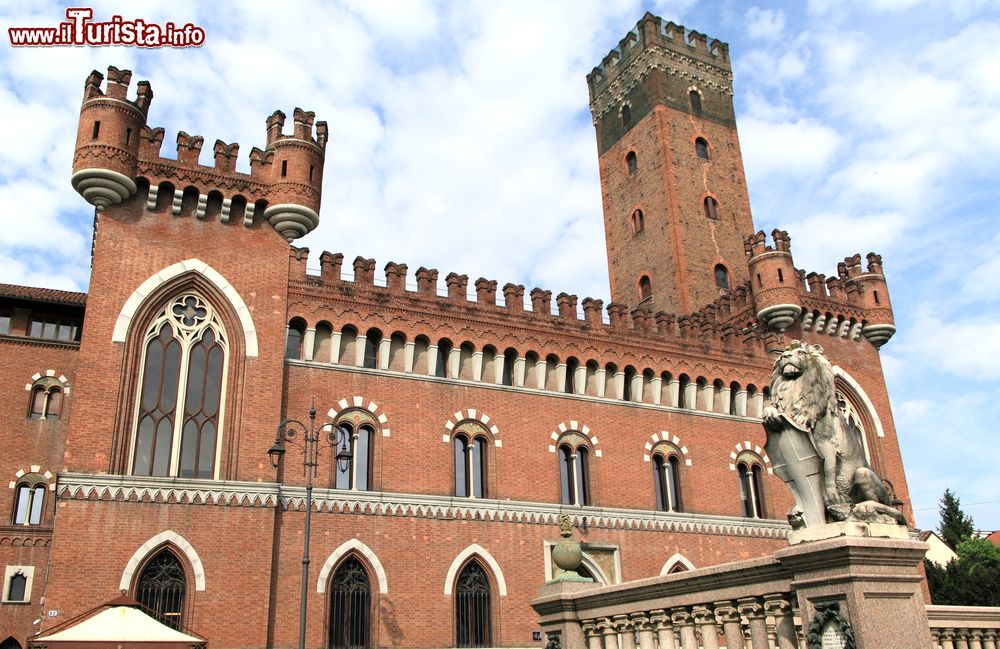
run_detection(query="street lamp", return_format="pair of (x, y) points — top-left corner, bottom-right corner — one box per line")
(269, 401), (352, 649)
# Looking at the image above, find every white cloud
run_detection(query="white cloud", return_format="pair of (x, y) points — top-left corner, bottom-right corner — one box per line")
(740, 116), (840, 178)
(745, 7), (786, 40)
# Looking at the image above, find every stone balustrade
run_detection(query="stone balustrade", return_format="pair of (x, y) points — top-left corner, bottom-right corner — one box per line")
(929, 605), (1000, 649)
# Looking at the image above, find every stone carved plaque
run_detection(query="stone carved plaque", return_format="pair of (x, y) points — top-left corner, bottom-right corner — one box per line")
(820, 620), (848, 649)
(806, 602), (855, 649)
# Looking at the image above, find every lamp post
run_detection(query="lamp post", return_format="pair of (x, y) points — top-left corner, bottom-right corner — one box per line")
(268, 402), (352, 649)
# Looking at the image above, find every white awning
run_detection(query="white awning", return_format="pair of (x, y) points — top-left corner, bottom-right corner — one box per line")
(37, 606), (202, 643)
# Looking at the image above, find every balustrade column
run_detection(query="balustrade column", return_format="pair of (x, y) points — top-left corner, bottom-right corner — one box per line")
(982, 630), (998, 649)
(599, 617), (619, 649)
(670, 608), (697, 649)
(613, 615), (636, 649)
(940, 629), (956, 649)
(763, 594), (797, 649)
(631, 614), (655, 649)
(582, 621), (603, 649)
(971, 629), (984, 649)
(713, 601), (745, 649)
(958, 629), (971, 649)
(649, 609), (677, 649)
(737, 598), (769, 649)
(692, 606), (720, 649)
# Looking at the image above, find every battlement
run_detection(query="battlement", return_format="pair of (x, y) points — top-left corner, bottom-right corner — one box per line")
(72, 66), (327, 240)
(587, 13), (731, 110)
(82, 66), (153, 117)
(287, 248), (769, 359)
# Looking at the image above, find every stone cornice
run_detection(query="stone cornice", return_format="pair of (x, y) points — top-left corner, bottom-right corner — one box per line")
(0, 335), (81, 350)
(57, 473), (790, 539)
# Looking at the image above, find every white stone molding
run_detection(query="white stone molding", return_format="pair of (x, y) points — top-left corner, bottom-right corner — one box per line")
(120, 530), (206, 592)
(24, 371), (71, 394)
(8, 467), (55, 491)
(57, 473), (791, 539)
(660, 553), (696, 575)
(832, 365), (885, 438)
(316, 539), (388, 594)
(548, 421), (601, 457)
(328, 397), (390, 437)
(444, 544), (507, 596)
(112, 258), (258, 357)
(643, 433), (692, 466)
(728, 441), (773, 474)
(442, 409), (500, 446)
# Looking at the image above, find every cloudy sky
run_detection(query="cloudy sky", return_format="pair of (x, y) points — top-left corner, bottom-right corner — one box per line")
(1, 0), (997, 532)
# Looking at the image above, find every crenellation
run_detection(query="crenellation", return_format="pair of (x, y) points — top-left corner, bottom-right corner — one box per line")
(607, 302), (628, 329)
(843, 253), (863, 279)
(581, 297), (603, 325)
(630, 307), (651, 333)
(353, 256), (377, 286)
(415, 267), (438, 296)
(503, 283), (525, 311)
(175, 131), (204, 166)
(139, 126), (165, 158)
(655, 311), (675, 336)
(530, 288), (552, 315)
(103, 65), (132, 100)
(475, 278), (497, 305)
(385, 262), (409, 293)
(826, 276), (845, 302)
(446, 273), (469, 302)
(686, 30), (708, 52)
(265, 110), (286, 146)
(806, 272), (826, 295)
(213, 140), (239, 173)
(866, 252), (884, 275)
(556, 293), (578, 320)
(319, 251), (344, 284)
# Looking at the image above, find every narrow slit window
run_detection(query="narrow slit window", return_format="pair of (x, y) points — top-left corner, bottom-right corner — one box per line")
(695, 137), (709, 159)
(621, 104), (631, 127)
(704, 196), (719, 219)
(281, 160), (288, 177)
(626, 151), (637, 175)
(92, 121), (100, 139)
(689, 90), (702, 114)
(126, 128), (132, 145)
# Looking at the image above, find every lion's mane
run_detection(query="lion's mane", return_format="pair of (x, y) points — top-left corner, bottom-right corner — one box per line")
(768, 342), (837, 433)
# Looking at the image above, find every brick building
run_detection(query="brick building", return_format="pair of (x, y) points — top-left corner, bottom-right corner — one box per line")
(1, 13), (909, 649)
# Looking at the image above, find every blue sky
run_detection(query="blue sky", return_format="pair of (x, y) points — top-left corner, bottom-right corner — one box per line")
(1, 0), (997, 531)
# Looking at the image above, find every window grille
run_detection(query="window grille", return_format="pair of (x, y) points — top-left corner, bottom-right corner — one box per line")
(455, 562), (492, 648)
(136, 551), (186, 630)
(329, 557), (371, 649)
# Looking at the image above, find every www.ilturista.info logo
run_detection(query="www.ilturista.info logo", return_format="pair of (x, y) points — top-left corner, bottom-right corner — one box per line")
(8, 8), (205, 48)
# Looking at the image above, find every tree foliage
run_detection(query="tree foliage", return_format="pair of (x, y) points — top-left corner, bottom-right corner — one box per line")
(925, 489), (999, 606)
(938, 488), (976, 550)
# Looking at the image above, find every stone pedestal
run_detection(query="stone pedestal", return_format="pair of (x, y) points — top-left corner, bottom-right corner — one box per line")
(534, 580), (600, 649)
(775, 536), (932, 649)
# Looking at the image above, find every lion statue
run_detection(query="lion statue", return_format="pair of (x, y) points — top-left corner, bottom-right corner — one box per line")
(762, 341), (905, 526)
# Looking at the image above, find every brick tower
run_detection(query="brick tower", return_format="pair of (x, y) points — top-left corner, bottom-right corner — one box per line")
(589, 13), (755, 316)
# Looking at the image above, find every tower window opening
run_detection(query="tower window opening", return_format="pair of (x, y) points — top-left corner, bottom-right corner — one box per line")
(631, 209), (644, 234)
(777, 269), (784, 283)
(92, 121), (100, 139)
(704, 196), (719, 220)
(626, 151), (637, 175)
(281, 160), (288, 177)
(126, 128), (133, 145)
(689, 90), (702, 114)
(695, 137), (709, 159)
(309, 165), (315, 181)
(639, 275), (652, 301)
(757, 273), (762, 287)
(715, 264), (730, 290)
(874, 290), (880, 305)
(621, 104), (631, 127)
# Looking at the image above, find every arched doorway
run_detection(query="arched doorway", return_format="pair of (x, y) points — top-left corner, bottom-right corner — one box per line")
(455, 561), (492, 647)
(328, 556), (371, 649)
(1, 636), (23, 649)
(135, 549), (187, 630)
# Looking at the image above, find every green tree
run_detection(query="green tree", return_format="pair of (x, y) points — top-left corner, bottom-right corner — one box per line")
(925, 538), (1000, 606)
(938, 488), (975, 550)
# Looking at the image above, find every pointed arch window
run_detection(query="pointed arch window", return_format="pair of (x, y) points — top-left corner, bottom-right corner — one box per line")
(455, 561), (492, 648)
(135, 550), (186, 630)
(131, 293), (229, 479)
(329, 556), (371, 649)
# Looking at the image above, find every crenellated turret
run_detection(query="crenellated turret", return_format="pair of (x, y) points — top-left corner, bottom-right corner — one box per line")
(262, 108), (328, 240)
(71, 66), (327, 242)
(844, 253), (896, 347)
(745, 230), (801, 332)
(72, 66), (152, 208)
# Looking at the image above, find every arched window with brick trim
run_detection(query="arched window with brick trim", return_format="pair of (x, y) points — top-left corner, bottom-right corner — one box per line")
(737, 456), (767, 518)
(631, 209), (644, 234)
(285, 318), (305, 360)
(715, 264), (730, 290)
(626, 151), (638, 175)
(12, 477), (46, 526)
(27, 377), (63, 420)
(130, 293), (229, 479)
(332, 410), (377, 491)
(454, 422), (489, 498)
(689, 89), (702, 114)
(652, 446), (683, 512)
(557, 433), (591, 506)
(704, 196), (719, 220)
(695, 137), (709, 159)
(639, 275), (652, 301)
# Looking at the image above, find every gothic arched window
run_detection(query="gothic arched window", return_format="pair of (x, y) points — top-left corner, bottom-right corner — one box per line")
(715, 264), (730, 290)
(329, 557), (371, 649)
(455, 561), (492, 648)
(131, 293), (228, 479)
(135, 550), (187, 630)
